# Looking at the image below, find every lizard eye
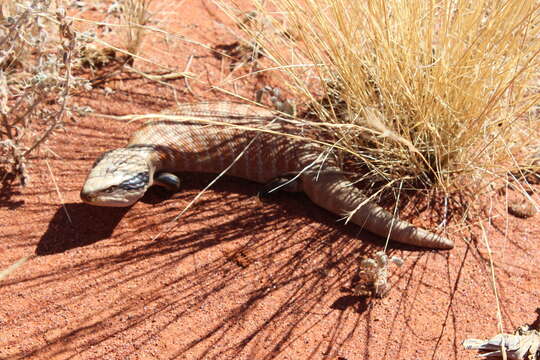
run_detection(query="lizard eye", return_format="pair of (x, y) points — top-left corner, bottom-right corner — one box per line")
(104, 186), (118, 193)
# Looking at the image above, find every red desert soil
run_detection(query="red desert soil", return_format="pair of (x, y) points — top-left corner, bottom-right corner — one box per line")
(1, 1), (539, 359)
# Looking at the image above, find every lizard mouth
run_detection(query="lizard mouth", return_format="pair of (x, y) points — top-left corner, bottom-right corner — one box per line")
(80, 188), (141, 207)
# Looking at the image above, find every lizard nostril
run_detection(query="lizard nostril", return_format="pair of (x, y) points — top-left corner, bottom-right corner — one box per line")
(80, 190), (93, 202)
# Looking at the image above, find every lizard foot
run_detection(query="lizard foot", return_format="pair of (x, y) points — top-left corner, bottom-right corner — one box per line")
(154, 172), (181, 192)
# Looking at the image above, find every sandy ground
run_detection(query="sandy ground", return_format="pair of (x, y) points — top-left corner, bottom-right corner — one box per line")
(1, 1), (539, 359)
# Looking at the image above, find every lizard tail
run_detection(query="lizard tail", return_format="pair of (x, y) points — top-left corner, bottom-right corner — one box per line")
(301, 172), (454, 250)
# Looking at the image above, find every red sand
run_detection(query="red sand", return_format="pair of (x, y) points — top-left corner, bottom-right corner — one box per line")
(1, 1), (539, 359)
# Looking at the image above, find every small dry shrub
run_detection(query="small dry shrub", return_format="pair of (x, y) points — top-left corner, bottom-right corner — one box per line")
(0, 0), (92, 186)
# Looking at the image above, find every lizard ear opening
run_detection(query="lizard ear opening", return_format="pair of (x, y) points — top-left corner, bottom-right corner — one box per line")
(154, 172), (181, 192)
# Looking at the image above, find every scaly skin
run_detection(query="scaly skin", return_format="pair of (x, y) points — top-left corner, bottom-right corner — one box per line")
(81, 102), (454, 250)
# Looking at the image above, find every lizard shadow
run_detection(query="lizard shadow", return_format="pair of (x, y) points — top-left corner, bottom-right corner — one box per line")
(35, 204), (130, 255)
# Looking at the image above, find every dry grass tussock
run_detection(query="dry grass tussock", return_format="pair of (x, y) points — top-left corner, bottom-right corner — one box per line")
(103, 0), (153, 56)
(119, 0), (153, 55)
(226, 0), (540, 216)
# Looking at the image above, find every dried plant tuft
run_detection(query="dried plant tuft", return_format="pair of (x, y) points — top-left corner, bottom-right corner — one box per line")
(0, 0), (93, 186)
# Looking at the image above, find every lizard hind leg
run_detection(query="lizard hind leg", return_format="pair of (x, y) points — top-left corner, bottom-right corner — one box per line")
(154, 172), (181, 192)
(258, 173), (301, 199)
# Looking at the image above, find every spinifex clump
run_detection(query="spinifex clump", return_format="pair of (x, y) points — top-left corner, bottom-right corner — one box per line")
(228, 0), (540, 215)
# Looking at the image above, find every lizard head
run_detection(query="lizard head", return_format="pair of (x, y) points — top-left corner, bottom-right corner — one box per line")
(80, 147), (153, 207)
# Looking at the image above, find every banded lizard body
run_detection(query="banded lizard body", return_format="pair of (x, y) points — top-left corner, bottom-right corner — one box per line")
(81, 102), (454, 250)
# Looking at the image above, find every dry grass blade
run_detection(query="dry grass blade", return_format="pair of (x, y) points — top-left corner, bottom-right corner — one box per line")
(0, 255), (35, 281)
